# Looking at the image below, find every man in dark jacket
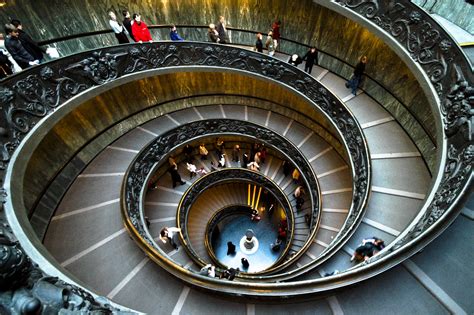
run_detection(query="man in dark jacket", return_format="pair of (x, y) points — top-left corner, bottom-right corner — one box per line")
(122, 10), (135, 41)
(4, 24), (38, 69)
(216, 16), (228, 44)
(303, 47), (318, 74)
(11, 19), (45, 62)
(346, 55), (368, 95)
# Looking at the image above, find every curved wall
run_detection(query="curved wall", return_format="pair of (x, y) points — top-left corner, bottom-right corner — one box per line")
(1, 1), (437, 171)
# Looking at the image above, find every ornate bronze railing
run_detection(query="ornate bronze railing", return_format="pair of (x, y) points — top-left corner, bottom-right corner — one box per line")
(0, 0), (468, 299)
(4, 41), (370, 297)
(176, 168), (295, 273)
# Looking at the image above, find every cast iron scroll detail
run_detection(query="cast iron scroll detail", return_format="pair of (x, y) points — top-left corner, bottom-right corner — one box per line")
(0, 217), (128, 314)
(1, 42), (369, 295)
(177, 168), (295, 267)
(335, 0), (473, 264)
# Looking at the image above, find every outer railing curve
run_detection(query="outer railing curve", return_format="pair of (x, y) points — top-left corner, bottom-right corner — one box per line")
(3, 42), (370, 298)
(0, 0), (469, 299)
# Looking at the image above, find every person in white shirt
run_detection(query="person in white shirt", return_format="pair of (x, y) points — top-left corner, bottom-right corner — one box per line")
(200, 264), (215, 277)
(186, 162), (197, 178)
(218, 153), (226, 168)
(159, 227), (181, 249)
(108, 11), (129, 44)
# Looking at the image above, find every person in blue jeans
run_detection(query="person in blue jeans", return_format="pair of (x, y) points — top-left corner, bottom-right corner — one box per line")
(346, 55), (368, 95)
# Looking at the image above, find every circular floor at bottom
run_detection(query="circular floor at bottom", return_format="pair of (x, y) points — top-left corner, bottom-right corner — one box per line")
(212, 212), (284, 273)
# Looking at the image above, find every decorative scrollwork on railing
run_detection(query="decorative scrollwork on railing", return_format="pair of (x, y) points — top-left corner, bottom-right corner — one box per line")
(3, 42), (370, 295)
(335, 0), (473, 265)
(177, 168), (295, 269)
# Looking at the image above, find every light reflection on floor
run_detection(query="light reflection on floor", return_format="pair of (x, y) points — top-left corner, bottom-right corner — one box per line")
(212, 212), (283, 273)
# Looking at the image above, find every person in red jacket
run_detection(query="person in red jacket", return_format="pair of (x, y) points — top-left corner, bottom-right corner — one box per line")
(131, 13), (153, 43)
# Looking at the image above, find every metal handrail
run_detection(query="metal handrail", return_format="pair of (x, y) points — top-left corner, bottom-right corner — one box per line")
(1, 0), (470, 300)
(4, 42), (370, 297)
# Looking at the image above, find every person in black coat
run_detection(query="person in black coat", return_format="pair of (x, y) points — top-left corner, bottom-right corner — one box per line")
(303, 47), (318, 74)
(346, 55), (368, 96)
(0, 49), (13, 79)
(241, 258), (249, 269)
(220, 267), (238, 280)
(11, 19), (45, 62)
(255, 33), (263, 53)
(122, 11), (135, 41)
(227, 241), (236, 255)
(4, 24), (38, 69)
(216, 16), (228, 44)
(242, 152), (250, 168)
(168, 158), (186, 188)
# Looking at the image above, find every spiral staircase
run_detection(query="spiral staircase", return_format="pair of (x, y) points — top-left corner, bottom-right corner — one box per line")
(0, 1), (472, 314)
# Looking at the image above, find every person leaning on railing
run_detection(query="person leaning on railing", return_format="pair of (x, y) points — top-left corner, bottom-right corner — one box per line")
(122, 10), (135, 41)
(265, 30), (275, 56)
(108, 11), (129, 44)
(169, 24), (184, 41)
(255, 33), (263, 53)
(131, 13), (153, 43)
(216, 16), (229, 44)
(208, 23), (220, 43)
(0, 49), (13, 79)
(0, 32), (21, 75)
(3, 23), (39, 69)
(11, 19), (46, 62)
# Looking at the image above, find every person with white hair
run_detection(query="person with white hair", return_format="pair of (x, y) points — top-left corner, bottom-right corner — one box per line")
(108, 11), (129, 44)
(288, 54), (302, 66)
(265, 30), (275, 56)
(208, 23), (219, 43)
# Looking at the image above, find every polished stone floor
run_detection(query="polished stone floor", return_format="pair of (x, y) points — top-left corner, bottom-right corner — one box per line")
(212, 212), (284, 273)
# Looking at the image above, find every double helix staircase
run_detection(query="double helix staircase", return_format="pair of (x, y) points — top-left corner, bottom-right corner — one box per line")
(1, 3), (471, 311)
(40, 54), (439, 311)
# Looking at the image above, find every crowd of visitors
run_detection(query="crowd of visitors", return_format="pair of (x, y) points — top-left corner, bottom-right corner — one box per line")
(2, 12), (368, 96)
